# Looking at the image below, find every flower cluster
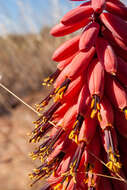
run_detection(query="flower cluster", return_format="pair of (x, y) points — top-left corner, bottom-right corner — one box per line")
(29, 0), (127, 189)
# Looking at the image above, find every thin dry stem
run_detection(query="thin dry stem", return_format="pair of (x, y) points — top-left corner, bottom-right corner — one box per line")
(88, 150), (127, 184)
(1, 82), (127, 184)
(0, 82), (41, 116)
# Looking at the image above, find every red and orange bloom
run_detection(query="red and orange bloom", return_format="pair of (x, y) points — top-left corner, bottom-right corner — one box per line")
(29, 0), (127, 189)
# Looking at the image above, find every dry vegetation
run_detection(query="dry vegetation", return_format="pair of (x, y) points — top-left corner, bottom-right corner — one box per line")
(0, 27), (64, 114)
(0, 27), (72, 190)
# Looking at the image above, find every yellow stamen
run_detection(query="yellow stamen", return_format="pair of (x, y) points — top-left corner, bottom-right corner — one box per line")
(29, 152), (34, 157)
(33, 169), (40, 174)
(31, 139), (36, 143)
(73, 120), (78, 128)
(69, 130), (78, 144)
(111, 72), (116, 76)
(69, 131), (74, 139)
(84, 167), (95, 188)
(54, 86), (66, 102)
(90, 95), (102, 120)
(42, 82), (47, 86)
(52, 170), (56, 177)
(96, 102), (100, 110)
(124, 108), (127, 120)
(106, 152), (122, 173)
(32, 156), (38, 161)
(63, 177), (69, 190)
(74, 135), (78, 144)
(91, 98), (95, 109)
(29, 174), (34, 179)
(44, 77), (50, 82)
(70, 160), (77, 183)
(97, 112), (102, 122)
(69, 117), (83, 144)
(54, 183), (62, 190)
(35, 102), (46, 111)
(90, 109), (97, 119)
(37, 137), (41, 142)
(84, 178), (88, 184)
(42, 77), (53, 86)
(41, 156), (44, 163)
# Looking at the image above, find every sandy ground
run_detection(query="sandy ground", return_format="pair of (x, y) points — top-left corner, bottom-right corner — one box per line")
(0, 91), (48, 190)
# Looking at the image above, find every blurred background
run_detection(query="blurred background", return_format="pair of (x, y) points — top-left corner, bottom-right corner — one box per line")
(0, 1), (80, 190)
(0, 0), (126, 190)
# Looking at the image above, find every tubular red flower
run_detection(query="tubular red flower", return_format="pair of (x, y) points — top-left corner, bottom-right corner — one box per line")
(103, 28), (127, 52)
(87, 58), (104, 120)
(77, 83), (91, 116)
(106, 0), (127, 20)
(29, 0), (127, 189)
(78, 117), (97, 144)
(61, 4), (93, 25)
(50, 18), (90, 37)
(105, 74), (127, 119)
(91, 0), (106, 13)
(79, 21), (100, 52)
(52, 35), (80, 62)
(57, 53), (78, 71)
(116, 57), (127, 87)
(100, 12), (127, 42)
(54, 47), (95, 90)
(115, 110), (127, 138)
(95, 37), (117, 74)
(83, 134), (101, 188)
(99, 96), (114, 130)
(87, 58), (104, 98)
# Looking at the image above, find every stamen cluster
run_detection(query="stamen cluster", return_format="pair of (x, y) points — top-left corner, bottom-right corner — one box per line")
(29, 0), (127, 189)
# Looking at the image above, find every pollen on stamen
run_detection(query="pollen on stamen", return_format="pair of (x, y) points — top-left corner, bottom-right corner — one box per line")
(27, 0), (127, 188)
(69, 142), (85, 183)
(69, 114), (84, 144)
(123, 107), (127, 120)
(54, 78), (71, 102)
(104, 130), (122, 173)
(54, 174), (71, 190)
(84, 164), (95, 189)
(29, 151), (65, 187)
(42, 69), (61, 87)
(106, 153), (122, 174)
(34, 101), (61, 129)
(54, 183), (62, 190)
(35, 89), (55, 111)
(90, 94), (102, 121)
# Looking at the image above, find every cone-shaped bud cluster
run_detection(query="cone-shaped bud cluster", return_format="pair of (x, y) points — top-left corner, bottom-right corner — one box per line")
(29, 0), (127, 189)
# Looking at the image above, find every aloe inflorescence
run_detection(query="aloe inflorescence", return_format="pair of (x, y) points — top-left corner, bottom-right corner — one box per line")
(29, 0), (127, 189)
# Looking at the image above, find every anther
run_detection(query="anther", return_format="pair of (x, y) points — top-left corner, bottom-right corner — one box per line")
(123, 107), (127, 120)
(29, 151), (65, 187)
(85, 164), (95, 189)
(90, 95), (102, 121)
(69, 142), (85, 183)
(35, 89), (55, 111)
(69, 114), (84, 144)
(104, 129), (122, 173)
(54, 78), (71, 102)
(42, 69), (60, 86)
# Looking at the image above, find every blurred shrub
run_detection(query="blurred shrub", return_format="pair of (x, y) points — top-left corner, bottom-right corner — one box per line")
(0, 26), (70, 115)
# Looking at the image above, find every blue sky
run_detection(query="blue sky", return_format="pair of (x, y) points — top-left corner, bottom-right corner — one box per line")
(0, 0), (126, 35)
(0, 0), (79, 35)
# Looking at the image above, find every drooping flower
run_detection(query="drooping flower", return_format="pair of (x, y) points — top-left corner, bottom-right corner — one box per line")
(29, 0), (127, 189)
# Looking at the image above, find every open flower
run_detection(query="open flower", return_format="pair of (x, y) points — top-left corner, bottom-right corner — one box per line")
(29, 0), (127, 189)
